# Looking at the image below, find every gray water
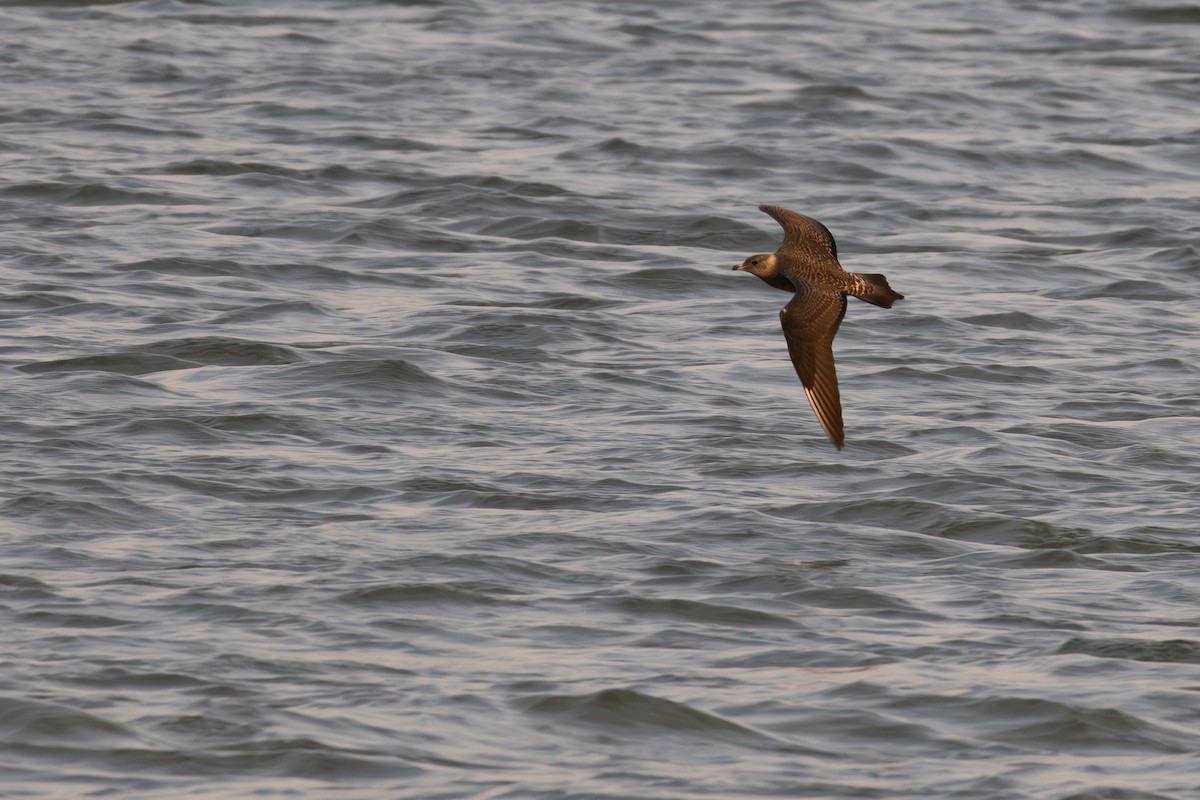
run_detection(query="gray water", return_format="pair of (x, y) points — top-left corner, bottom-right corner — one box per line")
(1, 1), (1199, 797)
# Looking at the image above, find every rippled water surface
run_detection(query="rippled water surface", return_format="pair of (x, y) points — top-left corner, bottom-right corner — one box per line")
(2, 1), (1199, 797)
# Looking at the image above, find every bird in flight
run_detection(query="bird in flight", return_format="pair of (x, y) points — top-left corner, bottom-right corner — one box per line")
(733, 205), (904, 450)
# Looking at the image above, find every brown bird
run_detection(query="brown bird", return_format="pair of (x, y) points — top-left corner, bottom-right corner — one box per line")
(733, 205), (903, 450)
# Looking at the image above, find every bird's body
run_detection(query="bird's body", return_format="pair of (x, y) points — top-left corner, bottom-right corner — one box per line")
(733, 205), (903, 450)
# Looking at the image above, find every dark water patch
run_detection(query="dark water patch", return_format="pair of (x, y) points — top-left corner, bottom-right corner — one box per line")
(990, 547), (1136, 572)
(249, 260), (398, 288)
(710, 646), (877, 671)
(641, 557), (727, 581)
(1, 181), (208, 206)
(780, 586), (927, 617)
(392, 553), (599, 590)
(810, 159), (893, 183)
(201, 219), (349, 245)
(969, 698), (1198, 754)
(206, 301), (334, 324)
(892, 474), (1048, 509)
(437, 310), (584, 349)
(401, 474), (660, 512)
(1110, 6), (1200, 24)
(1100, 355), (1194, 377)
(1047, 280), (1181, 302)
(157, 158), (365, 181)
(152, 713), (263, 749)
(157, 600), (310, 629)
(521, 292), (622, 311)
(770, 496), (1066, 547)
(494, 236), (643, 262)
(16, 372), (173, 402)
(340, 583), (508, 608)
(0, 698), (137, 748)
(108, 417), (234, 445)
(1015, 527), (1200, 557)
(609, 596), (798, 628)
(139, 473), (392, 508)
(1056, 789), (1181, 800)
(520, 688), (813, 753)
(1011, 521), (1111, 553)
(1058, 637), (1200, 664)
(349, 174), (576, 213)
(870, 363), (966, 389)
(64, 666), (212, 691)
(17, 337), (304, 376)
(358, 188), (556, 220)
(259, 358), (449, 401)
(223, 170), (334, 194)
(615, 22), (716, 46)
(796, 83), (879, 102)
(763, 706), (976, 760)
(211, 742), (420, 781)
(939, 363), (1055, 384)
(960, 310), (1061, 331)
(0, 573), (54, 600)
(481, 530), (659, 560)
(604, 265), (734, 296)
(140, 337), (305, 367)
(479, 124), (571, 142)
(35, 300), (139, 320)
(682, 143), (774, 170)
(81, 119), (202, 139)
(1018, 421), (1140, 450)
(15, 739), (426, 782)
(19, 609), (132, 629)
(1049, 397), (1178, 423)
(0, 291), (85, 316)
(111, 257), (250, 278)
(1, 492), (174, 531)
(975, 612), (1089, 633)
(196, 412), (325, 441)
(473, 215), (640, 245)
(1146, 243), (1200, 268)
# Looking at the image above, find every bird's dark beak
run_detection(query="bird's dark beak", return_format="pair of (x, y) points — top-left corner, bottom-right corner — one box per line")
(732, 264), (744, 271)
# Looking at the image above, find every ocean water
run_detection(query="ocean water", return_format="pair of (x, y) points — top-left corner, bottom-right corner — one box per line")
(1, 1), (1198, 797)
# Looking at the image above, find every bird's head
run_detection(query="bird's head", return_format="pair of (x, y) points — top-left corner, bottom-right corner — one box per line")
(733, 253), (778, 277)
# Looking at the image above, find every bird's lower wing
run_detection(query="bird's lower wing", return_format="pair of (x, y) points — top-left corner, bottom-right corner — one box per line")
(780, 286), (848, 450)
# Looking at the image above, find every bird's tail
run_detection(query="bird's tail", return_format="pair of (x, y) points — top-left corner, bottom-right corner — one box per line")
(848, 273), (904, 309)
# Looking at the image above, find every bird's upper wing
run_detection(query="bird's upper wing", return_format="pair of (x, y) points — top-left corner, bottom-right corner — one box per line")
(779, 282), (848, 450)
(759, 205), (839, 259)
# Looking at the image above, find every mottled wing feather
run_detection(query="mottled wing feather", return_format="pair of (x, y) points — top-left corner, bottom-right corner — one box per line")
(780, 284), (847, 450)
(759, 205), (839, 259)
